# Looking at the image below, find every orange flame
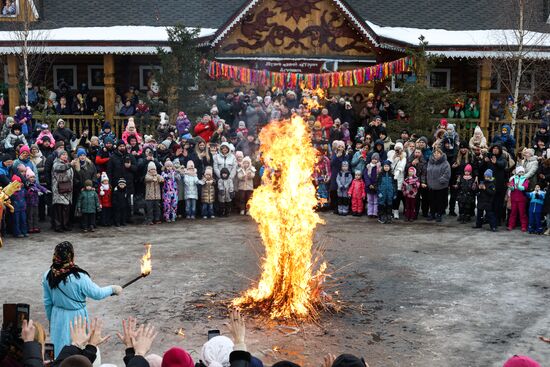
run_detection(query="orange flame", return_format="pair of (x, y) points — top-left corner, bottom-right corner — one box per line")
(140, 243), (152, 276)
(233, 116), (325, 319)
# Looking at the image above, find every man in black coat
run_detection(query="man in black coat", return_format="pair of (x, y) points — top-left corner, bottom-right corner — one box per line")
(107, 141), (137, 221)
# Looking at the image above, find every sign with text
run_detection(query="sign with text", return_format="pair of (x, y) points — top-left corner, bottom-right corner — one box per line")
(252, 60), (324, 73)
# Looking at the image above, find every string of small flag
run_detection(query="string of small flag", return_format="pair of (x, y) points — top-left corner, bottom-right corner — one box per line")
(205, 56), (414, 89)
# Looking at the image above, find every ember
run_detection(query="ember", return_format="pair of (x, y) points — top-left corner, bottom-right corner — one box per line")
(233, 116), (326, 319)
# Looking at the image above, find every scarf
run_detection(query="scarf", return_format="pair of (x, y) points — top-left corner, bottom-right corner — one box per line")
(47, 241), (89, 289)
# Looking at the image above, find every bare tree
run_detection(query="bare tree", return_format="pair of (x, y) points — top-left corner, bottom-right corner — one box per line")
(492, 0), (549, 133)
(9, 0), (52, 107)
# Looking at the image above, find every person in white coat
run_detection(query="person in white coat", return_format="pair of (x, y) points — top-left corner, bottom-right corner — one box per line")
(387, 142), (407, 219)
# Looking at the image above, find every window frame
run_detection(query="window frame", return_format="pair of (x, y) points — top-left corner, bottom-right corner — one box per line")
(53, 65), (77, 90)
(427, 68), (451, 90)
(87, 65), (104, 90)
(139, 65), (163, 91)
(518, 70), (535, 94)
(0, 0), (19, 18)
(476, 67), (501, 93)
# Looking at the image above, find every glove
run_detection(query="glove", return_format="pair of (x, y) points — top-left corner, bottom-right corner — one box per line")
(111, 285), (123, 296)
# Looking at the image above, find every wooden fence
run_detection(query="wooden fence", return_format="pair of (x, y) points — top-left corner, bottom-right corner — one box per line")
(32, 114), (160, 138)
(31, 114), (541, 152)
(447, 119), (541, 152)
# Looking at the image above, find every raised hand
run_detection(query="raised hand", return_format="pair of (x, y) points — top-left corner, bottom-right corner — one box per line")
(70, 316), (90, 348)
(131, 324), (158, 356)
(227, 309), (246, 348)
(116, 317), (138, 348)
(88, 318), (110, 347)
(21, 319), (35, 342)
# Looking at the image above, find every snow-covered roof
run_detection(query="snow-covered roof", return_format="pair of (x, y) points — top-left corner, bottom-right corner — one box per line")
(0, 46), (170, 55)
(0, 26), (217, 42)
(366, 21), (550, 48)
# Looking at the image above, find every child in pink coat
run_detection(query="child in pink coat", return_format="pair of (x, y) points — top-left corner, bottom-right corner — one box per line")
(402, 166), (420, 221)
(348, 170), (366, 216)
(507, 165), (529, 231)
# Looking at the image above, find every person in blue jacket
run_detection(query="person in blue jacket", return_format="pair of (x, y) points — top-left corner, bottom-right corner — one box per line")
(492, 124), (516, 157)
(527, 185), (546, 234)
(42, 241), (123, 357)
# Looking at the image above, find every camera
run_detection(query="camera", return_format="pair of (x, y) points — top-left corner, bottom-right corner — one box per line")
(0, 304), (30, 363)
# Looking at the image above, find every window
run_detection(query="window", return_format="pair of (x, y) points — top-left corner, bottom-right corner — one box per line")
(53, 65), (77, 90)
(139, 65), (162, 91)
(0, 0), (18, 17)
(518, 71), (535, 93)
(427, 69), (451, 90)
(476, 67), (501, 93)
(391, 72), (416, 92)
(88, 65), (104, 90)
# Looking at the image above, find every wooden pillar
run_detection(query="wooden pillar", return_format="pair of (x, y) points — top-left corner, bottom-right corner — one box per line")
(479, 58), (492, 136)
(7, 55), (19, 115)
(103, 54), (115, 123)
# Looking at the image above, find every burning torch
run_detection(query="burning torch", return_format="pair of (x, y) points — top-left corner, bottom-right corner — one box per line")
(122, 243), (152, 289)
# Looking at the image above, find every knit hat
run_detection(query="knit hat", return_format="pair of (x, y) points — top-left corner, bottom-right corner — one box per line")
(464, 164), (472, 172)
(459, 140), (468, 149)
(148, 161), (157, 171)
(341, 161), (349, 167)
(484, 169), (493, 178)
(19, 145), (30, 155)
(250, 357), (264, 367)
(200, 335), (233, 367)
(332, 354), (366, 367)
(77, 148), (87, 157)
(394, 142), (403, 151)
(118, 177), (126, 185)
(56, 118), (65, 127)
(117, 139), (126, 147)
(371, 152), (380, 161)
(103, 121), (111, 130)
(383, 160), (392, 167)
(127, 119), (136, 130)
(439, 118), (448, 128)
(515, 166), (525, 174)
(186, 160), (195, 169)
(161, 347), (195, 367)
(408, 166), (416, 175)
(474, 125), (483, 134)
(25, 167), (35, 179)
(84, 179), (93, 187)
(503, 355), (540, 367)
(204, 166), (213, 176)
(104, 136), (114, 145)
(100, 172), (109, 183)
(418, 136), (429, 145)
(164, 159), (174, 168)
(161, 140), (171, 149)
(539, 122), (548, 129)
(11, 174), (21, 183)
(59, 355), (92, 367)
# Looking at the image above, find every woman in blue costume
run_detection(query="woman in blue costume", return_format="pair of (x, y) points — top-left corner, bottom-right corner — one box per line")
(42, 241), (123, 357)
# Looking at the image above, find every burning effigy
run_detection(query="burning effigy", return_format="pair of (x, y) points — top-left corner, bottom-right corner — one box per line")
(233, 116), (327, 319)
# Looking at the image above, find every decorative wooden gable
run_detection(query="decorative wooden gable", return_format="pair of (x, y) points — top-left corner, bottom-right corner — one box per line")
(212, 0), (378, 58)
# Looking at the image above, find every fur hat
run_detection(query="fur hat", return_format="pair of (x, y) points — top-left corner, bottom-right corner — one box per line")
(100, 172), (109, 183)
(148, 161), (157, 171)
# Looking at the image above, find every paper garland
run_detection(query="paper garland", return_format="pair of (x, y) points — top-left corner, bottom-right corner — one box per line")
(206, 56), (414, 89)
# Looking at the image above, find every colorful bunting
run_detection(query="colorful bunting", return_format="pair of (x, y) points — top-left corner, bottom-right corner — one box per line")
(205, 57), (414, 89)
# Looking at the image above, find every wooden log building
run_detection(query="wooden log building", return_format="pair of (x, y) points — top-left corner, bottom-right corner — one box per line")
(0, 0), (548, 138)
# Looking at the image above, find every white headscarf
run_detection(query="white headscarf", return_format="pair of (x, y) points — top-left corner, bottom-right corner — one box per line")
(200, 336), (234, 367)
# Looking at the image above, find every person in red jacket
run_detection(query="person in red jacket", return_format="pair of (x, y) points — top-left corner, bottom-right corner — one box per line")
(317, 108), (334, 138)
(348, 170), (366, 216)
(98, 172), (113, 226)
(194, 114), (217, 143)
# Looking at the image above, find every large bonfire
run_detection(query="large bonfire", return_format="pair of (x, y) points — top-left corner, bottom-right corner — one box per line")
(233, 115), (326, 319)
